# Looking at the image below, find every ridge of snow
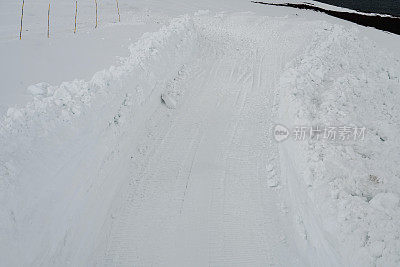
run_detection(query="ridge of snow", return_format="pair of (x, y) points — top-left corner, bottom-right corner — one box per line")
(278, 21), (400, 266)
(0, 14), (199, 266)
(0, 14), (194, 157)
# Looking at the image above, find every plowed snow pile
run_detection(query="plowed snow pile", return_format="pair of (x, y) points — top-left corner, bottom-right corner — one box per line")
(278, 22), (400, 266)
(0, 4), (400, 267)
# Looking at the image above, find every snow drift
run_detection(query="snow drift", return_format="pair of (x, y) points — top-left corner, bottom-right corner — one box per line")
(277, 22), (400, 266)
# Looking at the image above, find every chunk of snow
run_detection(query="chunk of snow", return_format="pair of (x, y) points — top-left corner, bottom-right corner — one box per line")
(369, 193), (399, 213)
(161, 93), (177, 109)
(266, 164), (274, 172)
(27, 82), (51, 96)
(267, 169), (276, 179)
(369, 241), (385, 258)
(6, 108), (23, 120)
(267, 178), (279, 188)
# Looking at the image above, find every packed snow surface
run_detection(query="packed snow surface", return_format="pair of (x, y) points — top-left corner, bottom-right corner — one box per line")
(1, 0), (400, 266)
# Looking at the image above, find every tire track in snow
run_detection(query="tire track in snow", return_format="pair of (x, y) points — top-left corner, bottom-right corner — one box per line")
(179, 130), (204, 214)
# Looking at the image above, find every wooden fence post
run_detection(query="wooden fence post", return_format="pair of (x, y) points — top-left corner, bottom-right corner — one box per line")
(19, 0), (25, 39)
(47, 2), (50, 38)
(95, 0), (98, 28)
(74, 1), (78, 33)
(116, 0), (120, 22)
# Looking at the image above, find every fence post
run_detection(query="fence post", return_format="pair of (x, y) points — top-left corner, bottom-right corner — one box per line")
(95, 0), (98, 28)
(19, 0), (25, 39)
(47, 2), (50, 38)
(74, 1), (78, 33)
(116, 0), (120, 22)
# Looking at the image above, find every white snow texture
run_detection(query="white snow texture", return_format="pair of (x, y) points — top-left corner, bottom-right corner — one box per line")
(1, 0), (400, 266)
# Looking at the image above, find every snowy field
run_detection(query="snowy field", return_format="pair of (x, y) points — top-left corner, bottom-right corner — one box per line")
(1, 0), (400, 266)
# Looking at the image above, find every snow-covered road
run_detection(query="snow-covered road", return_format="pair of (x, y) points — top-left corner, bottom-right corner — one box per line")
(98, 15), (313, 266)
(2, 1), (400, 266)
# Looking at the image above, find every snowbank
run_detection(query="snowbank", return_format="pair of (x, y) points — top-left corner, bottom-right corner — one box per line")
(277, 21), (400, 266)
(0, 15), (199, 266)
